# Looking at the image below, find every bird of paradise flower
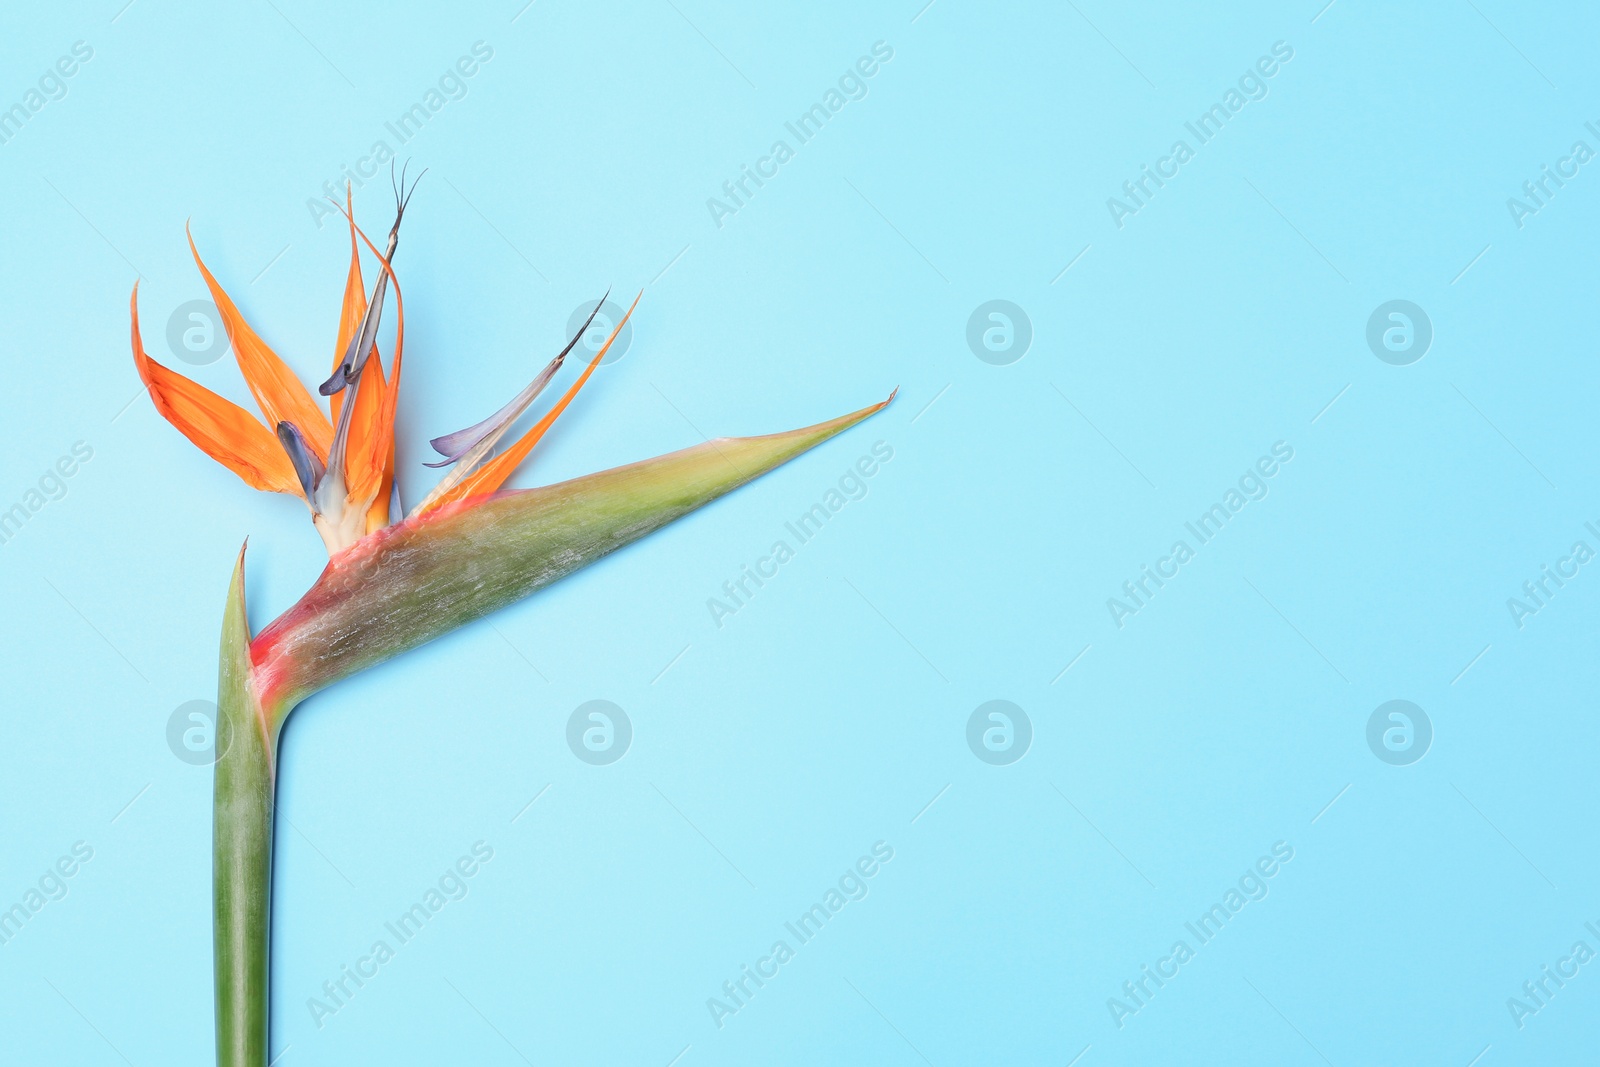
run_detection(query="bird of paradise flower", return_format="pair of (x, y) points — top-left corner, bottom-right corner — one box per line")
(128, 173), (891, 1066)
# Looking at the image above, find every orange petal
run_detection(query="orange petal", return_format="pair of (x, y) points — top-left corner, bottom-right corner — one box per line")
(418, 293), (638, 515)
(329, 186), (369, 425)
(364, 444), (396, 533)
(360, 367), (399, 531)
(186, 224), (334, 460)
(344, 338), (387, 489)
(341, 219), (404, 507)
(129, 285), (301, 495)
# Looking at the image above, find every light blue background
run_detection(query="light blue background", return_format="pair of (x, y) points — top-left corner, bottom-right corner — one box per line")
(2, 0), (1598, 1063)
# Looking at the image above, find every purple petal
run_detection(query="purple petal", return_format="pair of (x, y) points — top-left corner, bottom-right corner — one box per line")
(423, 389), (529, 466)
(275, 421), (326, 502)
(423, 294), (609, 467)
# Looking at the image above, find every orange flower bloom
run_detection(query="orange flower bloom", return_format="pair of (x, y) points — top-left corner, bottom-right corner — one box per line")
(130, 180), (631, 554)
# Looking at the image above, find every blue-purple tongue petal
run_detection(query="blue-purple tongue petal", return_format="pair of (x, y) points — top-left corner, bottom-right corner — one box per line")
(275, 421), (326, 502)
(321, 364), (350, 396)
(423, 293), (609, 467)
(422, 360), (561, 467)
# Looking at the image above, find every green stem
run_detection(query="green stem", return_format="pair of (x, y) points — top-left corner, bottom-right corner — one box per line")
(214, 550), (279, 1067)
